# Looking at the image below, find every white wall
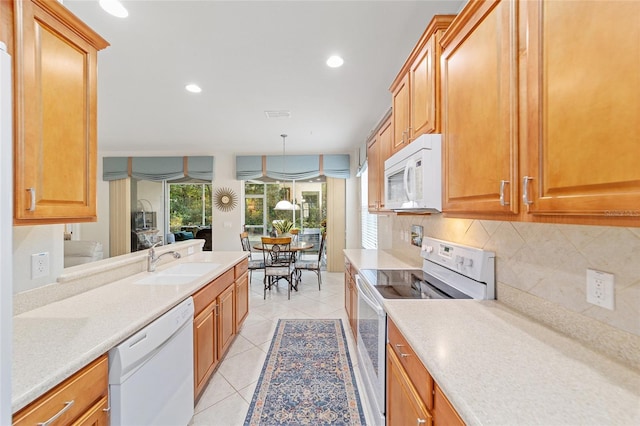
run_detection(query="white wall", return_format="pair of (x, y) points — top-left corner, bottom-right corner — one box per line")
(77, 154), (110, 256)
(345, 149), (361, 249)
(13, 225), (64, 293)
(211, 152), (243, 251)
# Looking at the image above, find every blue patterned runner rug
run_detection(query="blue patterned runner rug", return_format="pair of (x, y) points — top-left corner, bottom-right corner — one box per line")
(244, 319), (366, 425)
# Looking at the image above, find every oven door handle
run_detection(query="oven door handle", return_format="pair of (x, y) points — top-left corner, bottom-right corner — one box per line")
(355, 276), (385, 316)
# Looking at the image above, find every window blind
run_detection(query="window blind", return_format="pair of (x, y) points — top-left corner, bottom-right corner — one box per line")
(360, 166), (377, 249)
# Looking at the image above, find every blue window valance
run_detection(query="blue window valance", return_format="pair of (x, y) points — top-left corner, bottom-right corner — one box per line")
(235, 154), (350, 180)
(103, 156), (215, 182)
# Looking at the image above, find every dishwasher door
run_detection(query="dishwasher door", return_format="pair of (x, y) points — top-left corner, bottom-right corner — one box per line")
(109, 297), (194, 426)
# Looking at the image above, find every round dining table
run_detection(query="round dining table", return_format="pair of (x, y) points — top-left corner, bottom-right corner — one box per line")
(252, 241), (314, 252)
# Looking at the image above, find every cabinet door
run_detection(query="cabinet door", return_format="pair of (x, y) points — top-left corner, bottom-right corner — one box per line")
(410, 36), (437, 137)
(344, 267), (351, 317)
(522, 0), (640, 220)
(367, 135), (381, 211)
(71, 396), (109, 426)
(235, 272), (249, 331)
(392, 73), (411, 154)
(14, 0), (108, 224)
(349, 275), (358, 339)
(441, 0), (519, 214)
(386, 346), (432, 426)
(194, 301), (217, 398)
(434, 384), (464, 426)
(217, 284), (235, 357)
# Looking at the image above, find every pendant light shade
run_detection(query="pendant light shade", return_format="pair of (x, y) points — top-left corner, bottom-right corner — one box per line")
(274, 199), (294, 210)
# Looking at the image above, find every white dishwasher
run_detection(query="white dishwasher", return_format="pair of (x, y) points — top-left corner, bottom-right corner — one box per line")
(109, 297), (194, 426)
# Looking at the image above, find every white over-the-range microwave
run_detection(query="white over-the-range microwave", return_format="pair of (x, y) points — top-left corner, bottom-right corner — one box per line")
(384, 134), (442, 213)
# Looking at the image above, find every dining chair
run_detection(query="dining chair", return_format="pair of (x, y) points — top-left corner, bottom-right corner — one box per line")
(260, 236), (295, 299)
(240, 232), (264, 283)
(294, 232), (326, 290)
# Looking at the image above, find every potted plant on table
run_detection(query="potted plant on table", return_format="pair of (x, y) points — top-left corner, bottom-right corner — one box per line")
(272, 219), (293, 236)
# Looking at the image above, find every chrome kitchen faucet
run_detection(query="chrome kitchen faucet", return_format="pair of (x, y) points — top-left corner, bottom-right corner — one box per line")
(147, 242), (181, 272)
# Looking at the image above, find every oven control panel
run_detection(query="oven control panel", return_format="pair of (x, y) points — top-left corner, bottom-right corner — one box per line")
(421, 237), (495, 286)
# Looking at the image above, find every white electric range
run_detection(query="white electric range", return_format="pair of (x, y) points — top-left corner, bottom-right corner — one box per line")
(355, 237), (495, 425)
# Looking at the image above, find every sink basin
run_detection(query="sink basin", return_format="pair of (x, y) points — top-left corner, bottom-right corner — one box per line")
(134, 274), (199, 286)
(134, 263), (221, 285)
(160, 263), (221, 276)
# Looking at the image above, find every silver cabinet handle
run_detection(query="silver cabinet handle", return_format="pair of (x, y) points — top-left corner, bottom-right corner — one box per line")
(499, 180), (509, 206)
(522, 176), (533, 205)
(417, 419), (427, 425)
(37, 400), (74, 426)
(395, 343), (405, 348)
(27, 187), (36, 211)
(400, 353), (410, 358)
(102, 406), (111, 413)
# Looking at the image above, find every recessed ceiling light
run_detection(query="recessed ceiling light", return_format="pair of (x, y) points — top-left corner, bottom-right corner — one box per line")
(185, 84), (202, 93)
(99, 0), (128, 18)
(326, 55), (344, 68)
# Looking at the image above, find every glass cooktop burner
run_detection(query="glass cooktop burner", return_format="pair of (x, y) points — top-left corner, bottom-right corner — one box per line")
(359, 269), (472, 300)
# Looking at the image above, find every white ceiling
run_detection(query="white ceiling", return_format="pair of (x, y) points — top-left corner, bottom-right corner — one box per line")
(64, 0), (463, 156)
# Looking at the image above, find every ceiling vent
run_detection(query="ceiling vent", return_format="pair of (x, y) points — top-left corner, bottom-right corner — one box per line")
(264, 110), (291, 119)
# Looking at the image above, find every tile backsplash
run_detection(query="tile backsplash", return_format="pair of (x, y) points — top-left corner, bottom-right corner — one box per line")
(390, 215), (640, 369)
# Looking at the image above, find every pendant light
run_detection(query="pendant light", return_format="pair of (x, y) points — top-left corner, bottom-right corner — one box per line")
(274, 134), (294, 210)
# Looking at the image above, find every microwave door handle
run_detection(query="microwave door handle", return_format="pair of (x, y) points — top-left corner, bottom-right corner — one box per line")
(404, 158), (416, 201)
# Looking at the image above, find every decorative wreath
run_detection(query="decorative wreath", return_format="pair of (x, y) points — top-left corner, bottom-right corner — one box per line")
(214, 187), (238, 212)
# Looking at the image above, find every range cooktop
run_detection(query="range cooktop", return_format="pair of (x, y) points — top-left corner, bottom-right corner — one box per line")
(358, 269), (472, 300)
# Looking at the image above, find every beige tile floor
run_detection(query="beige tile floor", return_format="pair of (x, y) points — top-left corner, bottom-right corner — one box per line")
(188, 269), (374, 425)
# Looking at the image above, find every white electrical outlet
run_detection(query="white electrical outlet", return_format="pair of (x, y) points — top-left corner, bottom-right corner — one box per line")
(586, 269), (615, 310)
(31, 252), (50, 279)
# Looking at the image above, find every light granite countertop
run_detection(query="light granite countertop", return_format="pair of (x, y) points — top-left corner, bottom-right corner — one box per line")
(12, 250), (247, 413)
(344, 249), (640, 425)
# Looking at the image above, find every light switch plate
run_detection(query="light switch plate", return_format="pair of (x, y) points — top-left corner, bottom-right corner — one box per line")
(586, 269), (615, 310)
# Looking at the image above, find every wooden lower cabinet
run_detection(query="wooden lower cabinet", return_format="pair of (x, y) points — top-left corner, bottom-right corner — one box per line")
(434, 384), (465, 426)
(71, 396), (109, 426)
(235, 271), (249, 331)
(386, 318), (465, 426)
(218, 284), (235, 357)
(344, 259), (357, 339)
(194, 300), (218, 397)
(13, 355), (109, 426)
(387, 346), (432, 426)
(193, 259), (247, 399)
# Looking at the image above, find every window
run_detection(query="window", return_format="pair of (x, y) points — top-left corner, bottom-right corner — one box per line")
(168, 183), (212, 233)
(361, 168), (377, 249)
(243, 180), (326, 243)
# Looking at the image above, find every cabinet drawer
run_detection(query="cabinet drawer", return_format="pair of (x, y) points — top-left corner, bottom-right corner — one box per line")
(13, 355), (108, 426)
(193, 268), (235, 315)
(234, 259), (248, 278)
(388, 319), (433, 410)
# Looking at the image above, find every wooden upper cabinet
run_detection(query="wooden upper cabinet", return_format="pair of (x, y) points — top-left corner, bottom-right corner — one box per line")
(13, 0), (109, 225)
(367, 112), (392, 213)
(391, 73), (410, 154)
(391, 15), (456, 156)
(441, 0), (519, 215)
(521, 0), (640, 221)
